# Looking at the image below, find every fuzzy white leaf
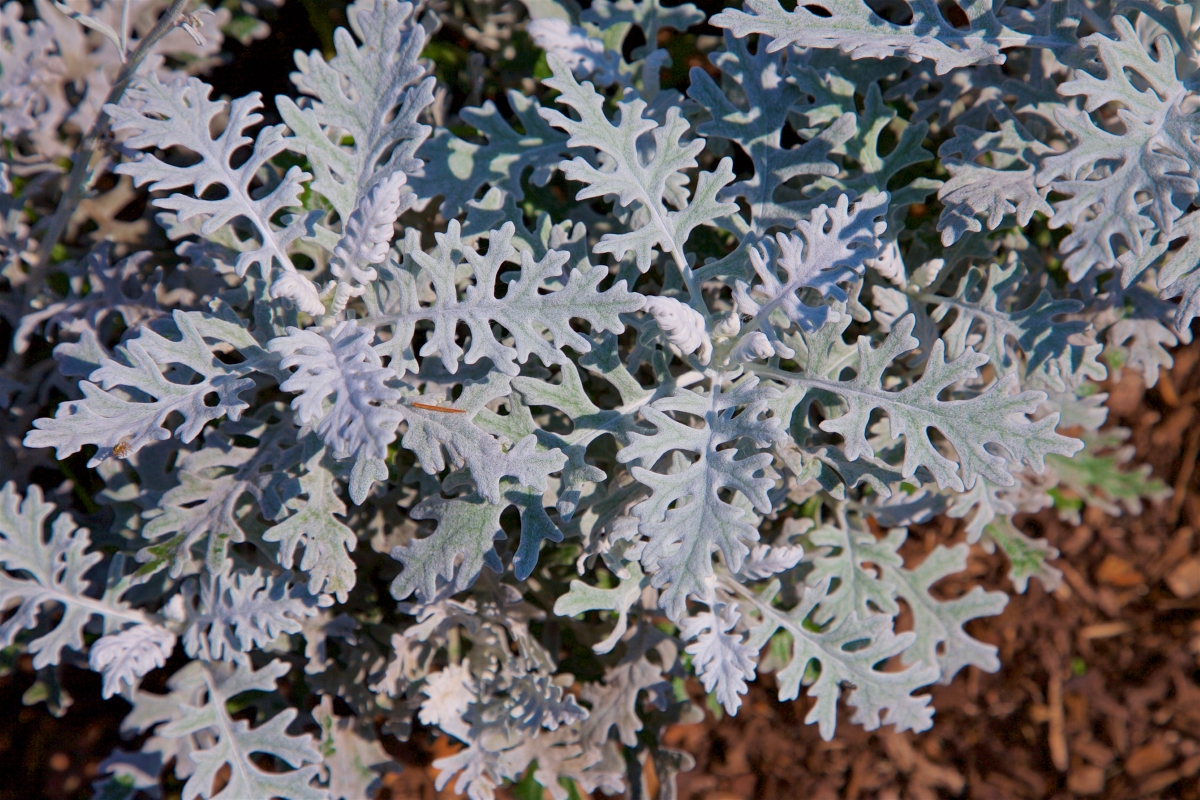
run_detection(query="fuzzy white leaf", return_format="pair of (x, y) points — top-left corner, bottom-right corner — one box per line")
(264, 449), (358, 602)
(90, 624), (176, 699)
(271, 321), (404, 462)
(528, 18), (615, 80)
(180, 568), (326, 665)
(157, 660), (328, 800)
(738, 543), (804, 580)
(278, 0), (433, 223)
(618, 378), (783, 620)
(107, 75), (323, 313)
(330, 171), (408, 303)
(712, 0), (1047, 74)
(772, 313), (1083, 492)
(734, 193), (886, 346)
(539, 55), (736, 273)
(737, 577), (939, 740)
(371, 221), (642, 379)
(1037, 17), (1200, 280)
(0, 483), (151, 670)
(643, 296), (711, 363)
(26, 312), (275, 466)
(682, 604), (757, 715)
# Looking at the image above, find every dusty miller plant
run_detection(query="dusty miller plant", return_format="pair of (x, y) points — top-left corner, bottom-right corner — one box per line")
(0, 0), (1189, 796)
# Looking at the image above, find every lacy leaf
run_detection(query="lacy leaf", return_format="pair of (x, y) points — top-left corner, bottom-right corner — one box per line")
(263, 448), (358, 602)
(539, 55), (736, 274)
(936, 100), (1053, 245)
(769, 313), (1082, 491)
(156, 660), (327, 800)
(278, 0), (434, 223)
(179, 569), (326, 665)
(139, 418), (299, 580)
(1037, 16), (1200, 281)
(329, 171), (410, 308)
(733, 192), (886, 343)
(712, 0), (1044, 74)
(686, 33), (848, 239)
(681, 604), (757, 715)
(107, 76), (323, 314)
(921, 261), (1094, 382)
(370, 221), (642, 378)
(271, 321), (404, 463)
(0, 483), (165, 671)
(734, 577), (938, 740)
(412, 92), (572, 218)
(390, 478), (567, 602)
(26, 312), (274, 467)
(617, 378), (783, 620)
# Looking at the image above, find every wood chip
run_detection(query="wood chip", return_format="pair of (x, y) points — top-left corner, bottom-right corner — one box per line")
(1167, 557), (1200, 599)
(1060, 526), (1094, 557)
(1172, 342), (1200, 386)
(1079, 621), (1132, 640)
(1067, 764), (1105, 795)
(1106, 370), (1145, 417)
(1125, 740), (1176, 778)
(1139, 769), (1183, 794)
(1059, 560), (1100, 606)
(1095, 554), (1145, 588)
(1074, 737), (1115, 768)
(1151, 406), (1196, 446)
(1159, 367), (1181, 407)
(1171, 424), (1200, 524)
(1048, 670), (1068, 773)
(1149, 526), (1193, 579)
(1094, 586), (1127, 617)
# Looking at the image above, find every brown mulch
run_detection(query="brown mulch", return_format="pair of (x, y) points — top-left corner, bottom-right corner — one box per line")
(5, 348), (1200, 800)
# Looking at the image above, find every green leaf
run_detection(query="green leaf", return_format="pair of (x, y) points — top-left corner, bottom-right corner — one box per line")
(1045, 429), (1171, 520)
(985, 517), (1061, 594)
